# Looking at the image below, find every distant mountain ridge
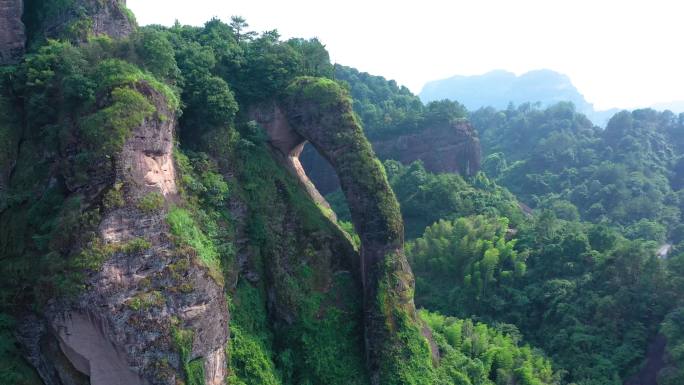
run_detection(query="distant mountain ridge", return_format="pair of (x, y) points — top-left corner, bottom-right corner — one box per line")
(420, 69), (618, 126)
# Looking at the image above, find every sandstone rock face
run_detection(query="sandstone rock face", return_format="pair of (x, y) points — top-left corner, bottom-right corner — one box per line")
(31, 0), (134, 42)
(249, 104), (337, 221)
(22, 83), (228, 385)
(89, 0), (134, 39)
(373, 121), (481, 176)
(0, 0), (25, 65)
(301, 121), (482, 195)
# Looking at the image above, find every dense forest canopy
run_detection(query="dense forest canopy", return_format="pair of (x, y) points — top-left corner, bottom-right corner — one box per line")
(324, 61), (684, 385)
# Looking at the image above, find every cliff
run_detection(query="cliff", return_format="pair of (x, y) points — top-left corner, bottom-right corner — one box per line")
(23, 0), (134, 45)
(301, 120), (482, 195)
(4, 75), (228, 384)
(0, 0), (25, 64)
(372, 121), (481, 176)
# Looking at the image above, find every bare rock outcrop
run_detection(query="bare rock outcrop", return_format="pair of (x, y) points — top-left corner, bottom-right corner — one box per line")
(372, 121), (481, 176)
(28, 0), (134, 43)
(22, 82), (228, 385)
(0, 0), (25, 65)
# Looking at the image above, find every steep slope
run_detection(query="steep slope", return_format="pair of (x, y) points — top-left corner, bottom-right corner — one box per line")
(372, 121), (481, 177)
(0, 3), (563, 385)
(0, 47), (229, 383)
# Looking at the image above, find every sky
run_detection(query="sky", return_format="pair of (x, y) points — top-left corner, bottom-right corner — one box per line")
(127, 0), (684, 111)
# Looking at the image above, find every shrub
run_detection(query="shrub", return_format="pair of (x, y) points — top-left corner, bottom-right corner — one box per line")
(137, 191), (165, 214)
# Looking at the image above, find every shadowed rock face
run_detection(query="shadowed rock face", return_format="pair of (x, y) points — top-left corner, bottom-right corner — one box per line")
(373, 121), (481, 176)
(0, 0), (25, 64)
(252, 77), (429, 384)
(301, 121), (482, 195)
(249, 104), (337, 221)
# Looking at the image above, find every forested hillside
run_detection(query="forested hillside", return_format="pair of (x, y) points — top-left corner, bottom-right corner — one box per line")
(322, 67), (684, 385)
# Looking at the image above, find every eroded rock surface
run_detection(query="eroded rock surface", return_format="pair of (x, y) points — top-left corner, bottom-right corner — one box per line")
(28, 0), (134, 43)
(373, 121), (481, 176)
(250, 103), (336, 221)
(22, 83), (228, 385)
(0, 0), (25, 64)
(89, 0), (135, 38)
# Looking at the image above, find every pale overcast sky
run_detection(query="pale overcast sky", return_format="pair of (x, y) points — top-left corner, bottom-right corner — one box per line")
(127, 0), (684, 111)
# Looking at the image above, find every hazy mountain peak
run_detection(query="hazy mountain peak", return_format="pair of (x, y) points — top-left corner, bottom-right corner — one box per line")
(418, 69), (630, 125)
(420, 69), (587, 108)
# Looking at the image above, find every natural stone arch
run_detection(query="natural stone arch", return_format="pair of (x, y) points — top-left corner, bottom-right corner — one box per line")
(251, 77), (433, 384)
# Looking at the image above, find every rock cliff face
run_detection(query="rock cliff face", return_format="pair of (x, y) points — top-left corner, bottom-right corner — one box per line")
(373, 121), (481, 176)
(24, 0), (134, 44)
(252, 77), (432, 384)
(301, 121), (482, 195)
(0, 0), (25, 64)
(15, 82), (228, 385)
(87, 0), (134, 38)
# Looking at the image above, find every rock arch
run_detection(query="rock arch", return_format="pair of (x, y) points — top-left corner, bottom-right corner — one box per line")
(251, 77), (432, 384)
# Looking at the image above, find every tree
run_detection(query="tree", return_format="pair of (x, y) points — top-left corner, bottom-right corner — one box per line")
(230, 15), (256, 43)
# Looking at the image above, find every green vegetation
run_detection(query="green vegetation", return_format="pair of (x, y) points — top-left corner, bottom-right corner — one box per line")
(329, 160), (521, 238)
(228, 127), (369, 385)
(472, 104), (683, 236)
(3, 4), (684, 385)
(284, 76), (404, 239)
(137, 191), (165, 213)
(81, 86), (156, 155)
(167, 206), (222, 283)
(0, 315), (42, 385)
(103, 182), (125, 209)
(228, 282), (281, 385)
(409, 216), (523, 313)
(334, 65), (468, 139)
(127, 290), (164, 311)
(173, 325), (206, 385)
(660, 307), (684, 385)
(380, 122), (684, 384)
(422, 311), (559, 385)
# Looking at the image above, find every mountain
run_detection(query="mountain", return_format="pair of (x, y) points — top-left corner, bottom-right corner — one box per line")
(2, 2), (682, 385)
(0, 2), (556, 385)
(652, 100), (684, 113)
(420, 69), (618, 126)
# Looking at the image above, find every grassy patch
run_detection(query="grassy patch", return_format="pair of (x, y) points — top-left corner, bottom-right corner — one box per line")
(167, 206), (222, 284)
(137, 191), (165, 214)
(172, 325), (205, 385)
(228, 282), (281, 385)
